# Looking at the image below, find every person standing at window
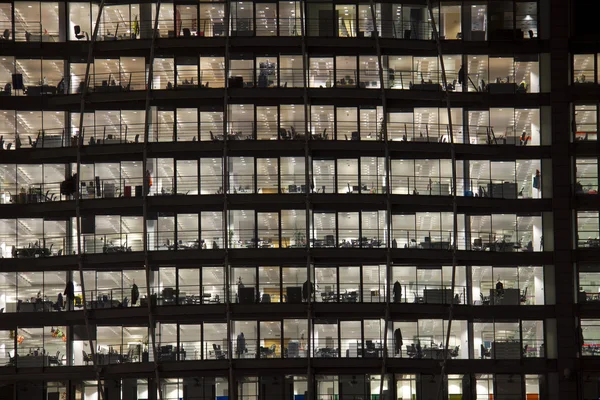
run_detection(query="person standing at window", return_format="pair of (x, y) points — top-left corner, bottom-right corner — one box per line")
(532, 169), (541, 198)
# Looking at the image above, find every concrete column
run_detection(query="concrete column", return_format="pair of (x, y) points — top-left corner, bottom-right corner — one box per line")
(550, 0), (578, 398)
(140, 3), (154, 39)
(380, 3), (393, 38)
(58, 2), (67, 41)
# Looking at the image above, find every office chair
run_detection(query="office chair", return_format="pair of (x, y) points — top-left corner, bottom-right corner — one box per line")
(183, 28), (191, 37)
(449, 345), (460, 358)
(480, 292), (490, 306)
(2, 29), (9, 40)
(528, 30), (534, 38)
(261, 293), (271, 303)
(520, 287), (528, 303)
(74, 25), (88, 40)
(480, 344), (491, 359)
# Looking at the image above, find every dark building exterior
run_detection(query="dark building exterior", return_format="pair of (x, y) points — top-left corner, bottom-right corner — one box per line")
(0, 0), (594, 399)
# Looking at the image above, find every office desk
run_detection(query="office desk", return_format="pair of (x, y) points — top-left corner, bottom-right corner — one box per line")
(103, 245), (132, 253)
(15, 247), (51, 258)
(27, 85), (57, 96)
(484, 241), (517, 252)
(412, 136), (433, 142)
(17, 355), (56, 367)
(488, 182), (518, 199)
(27, 34), (59, 42)
(419, 241), (451, 250)
(492, 341), (521, 359)
(424, 289), (456, 304)
(490, 288), (521, 305)
(89, 299), (121, 309)
(499, 136), (519, 145)
(348, 341), (384, 358)
(177, 83), (199, 90)
(421, 347), (451, 360)
(430, 183), (450, 195)
(340, 291), (359, 302)
(36, 135), (63, 148)
(102, 138), (128, 145)
(94, 85), (123, 93)
(157, 348), (186, 362)
(316, 348), (338, 358)
(487, 83), (517, 94)
(19, 301), (53, 312)
(411, 83), (442, 91)
(95, 353), (124, 365)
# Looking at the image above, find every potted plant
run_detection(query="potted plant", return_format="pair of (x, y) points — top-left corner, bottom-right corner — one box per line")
(293, 229), (306, 247)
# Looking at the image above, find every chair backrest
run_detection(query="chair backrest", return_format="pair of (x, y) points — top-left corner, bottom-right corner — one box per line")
(74, 25), (81, 35)
(3, 29), (9, 39)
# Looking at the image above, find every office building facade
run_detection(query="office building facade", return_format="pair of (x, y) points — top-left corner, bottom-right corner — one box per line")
(0, 0), (593, 398)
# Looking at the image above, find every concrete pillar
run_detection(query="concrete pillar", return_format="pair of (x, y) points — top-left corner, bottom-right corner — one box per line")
(551, 0), (579, 398)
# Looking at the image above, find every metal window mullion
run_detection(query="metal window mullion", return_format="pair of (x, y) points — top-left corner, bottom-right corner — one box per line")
(299, 1), (314, 398)
(223, 1), (234, 398)
(142, 2), (164, 399)
(368, 1), (391, 393)
(425, 0), (459, 396)
(75, 2), (108, 397)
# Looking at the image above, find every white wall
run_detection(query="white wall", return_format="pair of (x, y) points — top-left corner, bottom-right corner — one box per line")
(534, 275), (544, 305)
(460, 324), (469, 358)
(85, 385), (98, 400)
(531, 120), (540, 146)
(530, 70), (540, 93)
(533, 219), (543, 251)
(73, 340), (87, 365)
